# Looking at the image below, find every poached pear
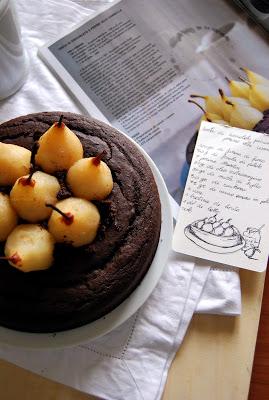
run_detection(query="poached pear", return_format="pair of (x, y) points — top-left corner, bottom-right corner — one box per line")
(0, 193), (18, 241)
(0, 143), (31, 186)
(36, 116), (83, 173)
(47, 197), (101, 247)
(4, 224), (55, 272)
(10, 171), (60, 222)
(67, 153), (113, 201)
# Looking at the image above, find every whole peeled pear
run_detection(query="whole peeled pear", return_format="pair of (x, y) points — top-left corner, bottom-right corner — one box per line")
(4, 224), (55, 272)
(10, 171), (60, 222)
(67, 155), (113, 201)
(242, 68), (269, 86)
(227, 79), (250, 99)
(0, 193), (18, 241)
(228, 102), (263, 130)
(0, 143), (31, 186)
(36, 118), (83, 173)
(48, 197), (100, 247)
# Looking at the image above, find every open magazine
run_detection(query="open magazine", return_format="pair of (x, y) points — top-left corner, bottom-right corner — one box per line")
(38, 0), (269, 204)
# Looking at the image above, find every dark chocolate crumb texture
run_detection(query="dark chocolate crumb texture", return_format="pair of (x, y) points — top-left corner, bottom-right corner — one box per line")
(0, 112), (161, 332)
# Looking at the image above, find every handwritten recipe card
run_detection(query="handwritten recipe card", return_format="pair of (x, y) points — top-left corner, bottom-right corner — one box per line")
(173, 121), (269, 272)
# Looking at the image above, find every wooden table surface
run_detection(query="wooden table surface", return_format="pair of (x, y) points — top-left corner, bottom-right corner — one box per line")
(0, 268), (268, 400)
(249, 269), (269, 399)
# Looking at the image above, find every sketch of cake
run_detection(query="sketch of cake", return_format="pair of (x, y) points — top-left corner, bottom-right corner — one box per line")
(184, 215), (244, 254)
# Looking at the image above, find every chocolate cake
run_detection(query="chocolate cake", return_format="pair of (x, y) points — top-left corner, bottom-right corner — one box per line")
(0, 112), (161, 333)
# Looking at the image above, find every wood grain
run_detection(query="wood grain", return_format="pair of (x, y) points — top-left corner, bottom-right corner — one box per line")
(162, 269), (265, 400)
(0, 268), (266, 400)
(248, 269), (269, 400)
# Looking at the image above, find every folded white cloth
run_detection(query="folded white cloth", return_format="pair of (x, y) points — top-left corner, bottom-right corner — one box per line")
(0, 1), (241, 399)
(0, 252), (240, 400)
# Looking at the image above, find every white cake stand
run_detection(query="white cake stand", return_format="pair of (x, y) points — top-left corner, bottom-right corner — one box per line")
(0, 131), (173, 349)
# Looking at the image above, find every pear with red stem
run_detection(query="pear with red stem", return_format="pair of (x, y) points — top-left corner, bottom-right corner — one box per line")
(10, 170), (60, 222)
(47, 197), (100, 247)
(67, 150), (113, 201)
(3, 224), (55, 272)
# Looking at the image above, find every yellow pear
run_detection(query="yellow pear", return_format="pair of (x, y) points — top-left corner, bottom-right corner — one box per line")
(4, 224), (55, 272)
(219, 89), (250, 121)
(36, 116), (83, 173)
(188, 99), (228, 128)
(10, 171), (60, 222)
(47, 198), (100, 247)
(67, 152), (113, 200)
(0, 143), (31, 186)
(0, 193), (18, 241)
(190, 94), (223, 116)
(225, 77), (250, 99)
(248, 84), (269, 112)
(227, 101), (263, 130)
(241, 67), (269, 86)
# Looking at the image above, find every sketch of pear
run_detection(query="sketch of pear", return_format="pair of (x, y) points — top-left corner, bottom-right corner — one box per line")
(221, 219), (231, 229)
(196, 220), (204, 229)
(214, 225), (224, 236)
(208, 214), (217, 224)
(212, 219), (222, 229)
(223, 226), (234, 237)
(202, 223), (213, 233)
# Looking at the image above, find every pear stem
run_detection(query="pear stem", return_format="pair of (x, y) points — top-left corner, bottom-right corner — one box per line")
(0, 252), (21, 265)
(225, 100), (234, 107)
(218, 88), (226, 99)
(225, 76), (231, 83)
(26, 170), (36, 184)
(188, 99), (212, 122)
(92, 150), (107, 166)
(18, 174), (36, 187)
(46, 203), (74, 225)
(22, 141), (40, 185)
(190, 94), (206, 100)
(58, 114), (64, 127)
(238, 76), (251, 87)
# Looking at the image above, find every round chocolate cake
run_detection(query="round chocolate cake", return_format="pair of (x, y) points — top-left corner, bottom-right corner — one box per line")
(0, 112), (161, 333)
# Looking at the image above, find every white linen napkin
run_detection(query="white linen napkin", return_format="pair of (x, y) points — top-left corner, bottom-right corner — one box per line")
(0, 1), (241, 399)
(0, 253), (241, 400)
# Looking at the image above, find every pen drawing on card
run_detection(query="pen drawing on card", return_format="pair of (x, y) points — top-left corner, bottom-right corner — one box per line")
(184, 214), (263, 259)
